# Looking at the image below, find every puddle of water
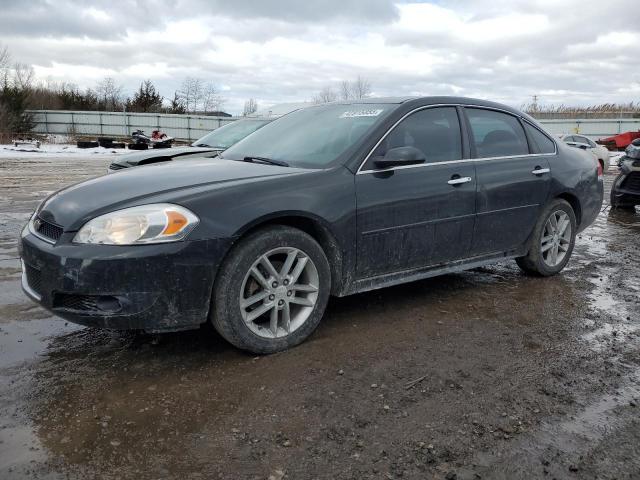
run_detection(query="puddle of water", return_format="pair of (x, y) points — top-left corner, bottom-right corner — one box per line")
(556, 372), (640, 439)
(0, 424), (47, 471)
(0, 318), (82, 368)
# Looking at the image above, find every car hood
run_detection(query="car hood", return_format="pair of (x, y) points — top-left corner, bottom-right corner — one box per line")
(38, 158), (308, 230)
(111, 146), (219, 167)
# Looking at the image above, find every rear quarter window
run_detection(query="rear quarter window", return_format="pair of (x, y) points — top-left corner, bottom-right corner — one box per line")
(524, 122), (557, 154)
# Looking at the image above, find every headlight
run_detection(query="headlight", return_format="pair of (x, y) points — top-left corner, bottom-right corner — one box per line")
(73, 203), (199, 245)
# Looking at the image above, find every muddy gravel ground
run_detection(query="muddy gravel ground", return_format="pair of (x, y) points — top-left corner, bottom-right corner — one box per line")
(0, 155), (639, 480)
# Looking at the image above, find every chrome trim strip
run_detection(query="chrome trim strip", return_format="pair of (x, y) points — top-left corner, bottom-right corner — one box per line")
(20, 260), (42, 301)
(356, 103), (558, 175)
(358, 152), (558, 175)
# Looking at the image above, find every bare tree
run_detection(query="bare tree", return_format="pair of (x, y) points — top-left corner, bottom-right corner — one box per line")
(0, 44), (11, 88)
(338, 76), (372, 101)
(95, 76), (123, 111)
(13, 62), (35, 90)
(339, 80), (351, 101)
(202, 82), (224, 113)
(351, 75), (372, 99)
(178, 77), (206, 112)
(0, 44), (9, 69)
(313, 86), (338, 104)
(243, 98), (258, 116)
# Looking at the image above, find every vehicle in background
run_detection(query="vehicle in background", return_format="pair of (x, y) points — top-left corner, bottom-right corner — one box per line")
(108, 103), (313, 173)
(597, 131), (640, 152)
(128, 129), (174, 150)
(610, 138), (640, 209)
(21, 97), (603, 354)
(108, 118), (272, 172)
(558, 134), (610, 173)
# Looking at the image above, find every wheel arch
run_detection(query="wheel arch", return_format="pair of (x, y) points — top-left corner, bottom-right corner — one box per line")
(231, 212), (344, 295)
(555, 192), (582, 226)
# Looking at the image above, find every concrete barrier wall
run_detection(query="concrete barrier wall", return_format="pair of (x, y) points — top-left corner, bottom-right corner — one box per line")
(27, 110), (241, 142)
(535, 118), (640, 139)
(27, 110), (640, 142)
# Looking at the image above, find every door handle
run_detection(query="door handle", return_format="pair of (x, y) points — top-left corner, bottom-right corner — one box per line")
(532, 167), (550, 175)
(447, 176), (472, 185)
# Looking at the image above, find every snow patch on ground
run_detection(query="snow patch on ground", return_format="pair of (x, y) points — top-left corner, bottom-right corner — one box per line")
(0, 144), (129, 158)
(608, 152), (624, 170)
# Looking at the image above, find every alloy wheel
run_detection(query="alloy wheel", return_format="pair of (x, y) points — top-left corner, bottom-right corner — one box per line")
(240, 247), (320, 339)
(540, 210), (572, 267)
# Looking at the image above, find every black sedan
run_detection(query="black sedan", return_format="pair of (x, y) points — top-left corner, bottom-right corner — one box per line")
(107, 118), (272, 172)
(20, 97), (603, 353)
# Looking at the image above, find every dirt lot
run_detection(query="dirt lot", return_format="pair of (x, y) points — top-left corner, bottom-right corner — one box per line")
(0, 154), (639, 480)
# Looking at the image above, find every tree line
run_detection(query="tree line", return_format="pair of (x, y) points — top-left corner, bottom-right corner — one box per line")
(0, 43), (231, 137)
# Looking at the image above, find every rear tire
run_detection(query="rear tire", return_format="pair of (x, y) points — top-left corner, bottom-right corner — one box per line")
(211, 226), (331, 354)
(516, 199), (577, 276)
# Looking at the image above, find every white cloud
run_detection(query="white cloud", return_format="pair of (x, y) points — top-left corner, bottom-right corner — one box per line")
(1, 0), (638, 114)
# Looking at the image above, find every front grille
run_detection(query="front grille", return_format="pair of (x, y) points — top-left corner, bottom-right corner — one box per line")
(35, 217), (63, 241)
(24, 263), (42, 295)
(53, 294), (100, 312)
(622, 172), (640, 191)
(108, 163), (126, 171)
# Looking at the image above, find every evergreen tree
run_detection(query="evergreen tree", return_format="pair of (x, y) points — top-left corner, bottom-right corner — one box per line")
(128, 80), (163, 112)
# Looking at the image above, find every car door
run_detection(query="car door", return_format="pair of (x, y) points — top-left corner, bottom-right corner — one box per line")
(355, 106), (476, 278)
(464, 107), (552, 255)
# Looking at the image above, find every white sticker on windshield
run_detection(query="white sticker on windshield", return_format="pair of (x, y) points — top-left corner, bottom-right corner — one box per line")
(340, 109), (384, 118)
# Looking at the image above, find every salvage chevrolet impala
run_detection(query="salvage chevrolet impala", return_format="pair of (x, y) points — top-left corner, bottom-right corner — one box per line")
(19, 97), (604, 353)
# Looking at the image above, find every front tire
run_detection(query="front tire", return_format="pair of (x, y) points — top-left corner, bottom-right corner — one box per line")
(211, 225), (331, 354)
(516, 199), (577, 276)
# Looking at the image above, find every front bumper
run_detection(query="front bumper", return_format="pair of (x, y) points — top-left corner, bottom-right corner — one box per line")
(611, 171), (640, 206)
(19, 230), (231, 332)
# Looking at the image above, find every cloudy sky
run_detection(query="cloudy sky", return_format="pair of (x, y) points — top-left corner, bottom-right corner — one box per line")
(1, 0), (638, 114)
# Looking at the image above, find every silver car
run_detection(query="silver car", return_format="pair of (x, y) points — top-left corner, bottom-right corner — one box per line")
(559, 134), (610, 173)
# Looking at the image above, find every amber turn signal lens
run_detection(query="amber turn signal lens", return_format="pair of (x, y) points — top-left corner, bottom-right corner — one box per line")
(162, 211), (189, 235)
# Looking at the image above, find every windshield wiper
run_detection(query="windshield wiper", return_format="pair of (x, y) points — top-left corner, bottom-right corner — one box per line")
(243, 156), (289, 167)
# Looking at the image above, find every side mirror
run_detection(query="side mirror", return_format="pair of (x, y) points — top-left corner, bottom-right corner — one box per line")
(578, 144), (589, 150)
(374, 146), (425, 169)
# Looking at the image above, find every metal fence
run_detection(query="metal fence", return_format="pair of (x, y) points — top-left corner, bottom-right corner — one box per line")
(26, 110), (640, 142)
(27, 110), (241, 142)
(536, 118), (640, 138)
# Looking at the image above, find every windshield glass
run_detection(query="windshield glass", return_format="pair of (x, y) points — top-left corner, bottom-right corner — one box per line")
(192, 119), (271, 149)
(221, 104), (396, 168)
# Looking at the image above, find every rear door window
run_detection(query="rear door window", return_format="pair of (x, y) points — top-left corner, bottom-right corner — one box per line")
(523, 122), (557, 154)
(465, 108), (529, 158)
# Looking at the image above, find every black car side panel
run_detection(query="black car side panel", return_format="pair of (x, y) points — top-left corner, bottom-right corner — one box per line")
(355, 163), (477, 277)
(546, 144), (603, 232)
(178, 166), (358, 293)
(472, 155), (551, 255)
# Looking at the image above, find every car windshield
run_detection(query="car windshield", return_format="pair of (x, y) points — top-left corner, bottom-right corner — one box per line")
(221, 103), (396, 168)
(192, 119), (271, 149)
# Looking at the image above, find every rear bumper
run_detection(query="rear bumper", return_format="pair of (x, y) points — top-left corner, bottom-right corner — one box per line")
(577, 177), (604, 233)
(18, 228), (231, 332)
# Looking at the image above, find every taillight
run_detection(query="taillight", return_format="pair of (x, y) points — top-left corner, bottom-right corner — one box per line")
(597, 161), (603, 177)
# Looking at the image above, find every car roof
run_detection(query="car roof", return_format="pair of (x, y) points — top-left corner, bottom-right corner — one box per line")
(323, 96), (527, 115)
